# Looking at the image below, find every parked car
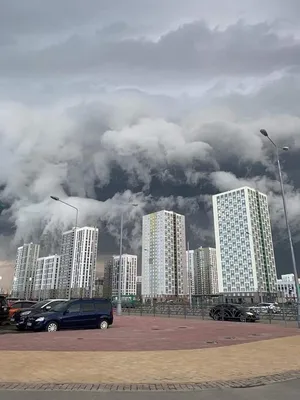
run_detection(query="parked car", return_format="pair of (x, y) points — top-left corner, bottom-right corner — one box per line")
(209, 303), (259, 323)
(13, 299), (67, 330)
(9, 300), (37, 319)
(26, 298), (113, 332)
(250, 302), (280, 314)
(0, 295), (9, 324)
(6, 298), (20, 307)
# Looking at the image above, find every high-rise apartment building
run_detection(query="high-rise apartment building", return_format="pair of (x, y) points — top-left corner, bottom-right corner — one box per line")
(12, 243), (40, 299)
(186, 250), (195, 295)
(142, 210), (187, 299)
(213, 187), (277, 295)
(277, 274), (300, 299)
(111, 254), (137, 296)
(194, 247), (218, 295)
(33, 255), (60, 300)
(58, 226), (98, 297)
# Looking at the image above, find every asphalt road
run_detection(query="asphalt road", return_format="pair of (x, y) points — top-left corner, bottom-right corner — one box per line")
(1, 380), (300, 400)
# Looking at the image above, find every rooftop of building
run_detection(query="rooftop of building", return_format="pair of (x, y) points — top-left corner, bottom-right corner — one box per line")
(212, 186), (267, 198)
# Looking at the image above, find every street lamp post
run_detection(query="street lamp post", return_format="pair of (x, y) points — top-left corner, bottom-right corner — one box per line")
(260, 129), (300, 328)
(50, 196), (79, 300)
(116, 203), (138, 316)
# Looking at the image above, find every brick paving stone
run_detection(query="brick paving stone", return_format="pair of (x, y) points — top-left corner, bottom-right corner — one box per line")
(0, 371), (300, 392)
(1, 336), (300, 385)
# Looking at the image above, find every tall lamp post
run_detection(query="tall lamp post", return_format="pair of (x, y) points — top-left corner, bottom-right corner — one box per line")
(116, 203), (138, 316)
(260, 129), (300, 328)
(50, 196), (79, 300)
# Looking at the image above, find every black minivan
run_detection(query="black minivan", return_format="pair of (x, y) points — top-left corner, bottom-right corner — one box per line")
(26, 298), (113, 332)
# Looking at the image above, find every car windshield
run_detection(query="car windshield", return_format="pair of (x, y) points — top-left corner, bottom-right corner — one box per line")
(51, 302), (68, 312)
(232, 304), (245, 310)
(31, 300), (49, 309)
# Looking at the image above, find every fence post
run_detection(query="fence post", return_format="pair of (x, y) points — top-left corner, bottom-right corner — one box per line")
(281, 293), (287, 327)
(168, 303), (171, 318)
(183, 304), (187, 319)
(153, 302), (156, 317)
(201, 300), (205, 320)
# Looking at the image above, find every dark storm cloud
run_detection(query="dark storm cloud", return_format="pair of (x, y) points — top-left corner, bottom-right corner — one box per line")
(214, 74), (300, 117)
(1, 20), (300, 79)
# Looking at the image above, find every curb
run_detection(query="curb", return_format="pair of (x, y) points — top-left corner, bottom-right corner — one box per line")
(0, 370), (300, 392)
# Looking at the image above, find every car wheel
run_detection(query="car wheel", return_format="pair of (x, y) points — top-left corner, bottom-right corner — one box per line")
(46, 321), (58, 332)
(99, 319), (109, 330)
(16, 326), (26, 331)
(212, 313), (220, 321)
(239, 314), (247, 323)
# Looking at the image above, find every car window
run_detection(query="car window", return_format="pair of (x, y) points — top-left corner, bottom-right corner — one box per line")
(94, 301), (110, 312)
(32, 300), (49, 309)
(10, 302), (21, 308)
(46, 301), (64, 309)
(67, 303), (80, 313)
(81, 302), (95, 313)
(51, 302), (68, 312)
(23, 302), (35, 308)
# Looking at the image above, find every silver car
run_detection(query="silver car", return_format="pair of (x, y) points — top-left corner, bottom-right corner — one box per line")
(251, 302), (280, 314)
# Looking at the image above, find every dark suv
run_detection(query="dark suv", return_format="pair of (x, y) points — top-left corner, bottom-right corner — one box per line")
(0, 295), (9, 323)
(26, 298), (113, 332)
(209, 303), (259, 322)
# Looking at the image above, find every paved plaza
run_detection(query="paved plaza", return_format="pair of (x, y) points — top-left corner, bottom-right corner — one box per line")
(0, 316), (299, 390)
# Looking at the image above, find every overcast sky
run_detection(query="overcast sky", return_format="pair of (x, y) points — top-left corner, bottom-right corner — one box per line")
(1, 0), (300, 288)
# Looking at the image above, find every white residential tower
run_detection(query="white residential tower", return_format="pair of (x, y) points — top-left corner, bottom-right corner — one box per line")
(194, 247), (218, 295)
(142, 210), (187, 299)
(33, 254), (60, 300)
(213, 187), (277, 295)
(58, 226), (98, 297)
(186, 250), (195, 296)
(111, 254), (138, 297)
(11, 243), (40, 299)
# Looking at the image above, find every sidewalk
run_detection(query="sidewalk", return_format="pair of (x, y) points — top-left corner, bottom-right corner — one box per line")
(2, 335), (300, 384)
(1, 379), (300, 399)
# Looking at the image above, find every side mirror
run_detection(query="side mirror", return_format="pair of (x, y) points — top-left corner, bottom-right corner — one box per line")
(63, 309), (69, 315)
